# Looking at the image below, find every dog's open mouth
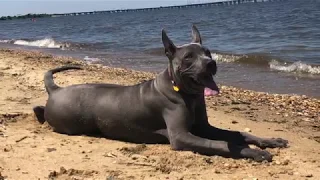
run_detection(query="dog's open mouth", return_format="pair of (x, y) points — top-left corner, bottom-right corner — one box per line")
(200, 75), (219, 96)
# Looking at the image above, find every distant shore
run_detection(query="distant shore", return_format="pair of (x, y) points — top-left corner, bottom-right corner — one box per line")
(0, 0), (278, 21)
(0, 13), (50, 21)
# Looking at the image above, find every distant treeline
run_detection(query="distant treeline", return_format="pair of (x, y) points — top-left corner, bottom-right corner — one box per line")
(0, 13), (51, 21)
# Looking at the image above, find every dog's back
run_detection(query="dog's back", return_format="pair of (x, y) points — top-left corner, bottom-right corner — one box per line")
(37, 73), (169, 143)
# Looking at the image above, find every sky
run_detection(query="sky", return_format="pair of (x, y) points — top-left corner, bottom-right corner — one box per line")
(0, 0), (220, 16)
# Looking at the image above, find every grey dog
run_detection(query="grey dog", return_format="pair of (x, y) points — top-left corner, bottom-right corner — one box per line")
(33, 25), (288, 162)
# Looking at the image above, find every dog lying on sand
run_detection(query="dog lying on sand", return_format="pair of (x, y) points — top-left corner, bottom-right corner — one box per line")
(33, 25), (288, 162)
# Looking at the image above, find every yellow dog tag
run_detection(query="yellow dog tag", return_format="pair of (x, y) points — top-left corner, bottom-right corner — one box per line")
(173, 85), (179, 92)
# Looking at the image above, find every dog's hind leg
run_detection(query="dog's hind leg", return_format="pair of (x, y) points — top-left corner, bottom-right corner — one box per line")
(33, 106), (46, 124)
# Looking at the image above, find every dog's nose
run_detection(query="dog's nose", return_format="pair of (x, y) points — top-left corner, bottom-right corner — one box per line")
(206, 60), (217, 75)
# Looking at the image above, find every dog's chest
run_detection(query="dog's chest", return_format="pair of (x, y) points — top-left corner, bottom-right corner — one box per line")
(185, 101), (197, 128)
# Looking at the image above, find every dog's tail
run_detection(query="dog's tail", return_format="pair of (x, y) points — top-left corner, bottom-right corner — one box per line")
(44, 66), (82, 94)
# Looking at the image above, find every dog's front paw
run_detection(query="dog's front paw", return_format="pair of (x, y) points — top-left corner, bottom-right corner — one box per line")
(252, 150), (273, 162)
(241, 148), (273, 162)
(259, 138), (288, 149)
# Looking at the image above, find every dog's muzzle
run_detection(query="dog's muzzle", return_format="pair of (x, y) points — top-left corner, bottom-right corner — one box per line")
(202, 60), (219, 96)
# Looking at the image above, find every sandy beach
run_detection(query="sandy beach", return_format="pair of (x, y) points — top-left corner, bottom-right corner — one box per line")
(0, 48), (319, 180)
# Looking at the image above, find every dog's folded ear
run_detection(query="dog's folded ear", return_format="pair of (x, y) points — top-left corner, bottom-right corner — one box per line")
(162, 29), (176, 59)
(191, 24), (202, 44)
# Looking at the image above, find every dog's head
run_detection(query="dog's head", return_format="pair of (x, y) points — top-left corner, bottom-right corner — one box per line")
(162, 25), (219, 96)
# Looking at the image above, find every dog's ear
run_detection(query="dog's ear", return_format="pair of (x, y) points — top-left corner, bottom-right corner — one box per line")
(162, 29), (176, 59)
(191, 24), (202, 44)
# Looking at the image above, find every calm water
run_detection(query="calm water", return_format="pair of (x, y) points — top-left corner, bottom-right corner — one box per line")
(0, 0), (319, 98)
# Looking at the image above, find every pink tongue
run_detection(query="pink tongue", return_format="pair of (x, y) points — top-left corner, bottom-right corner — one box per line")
(204, 88), (218, 96)
(204, 81), (219, 96)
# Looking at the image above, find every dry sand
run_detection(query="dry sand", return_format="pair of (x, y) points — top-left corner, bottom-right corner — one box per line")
(0, 48), (319, 180)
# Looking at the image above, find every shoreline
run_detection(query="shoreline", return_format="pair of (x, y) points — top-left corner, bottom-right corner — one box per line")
(0, 47), (319, 129)
(1, 48), (318, 118)
(0, 48), (319, 179)
(1, 42), (319, 98)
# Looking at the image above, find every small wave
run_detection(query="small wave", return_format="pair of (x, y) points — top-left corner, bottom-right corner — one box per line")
(0, 40), (12, 43)
(209, 52), (320, 75)
(143, 47), (245, 63)
(212, 53), (274, 66)
(0, 38), (70, 49)
(84, 56), (101, 62)
(211, 53), (243, 63)
(13, 38), (64, 49)
(269, 60), (320, 74)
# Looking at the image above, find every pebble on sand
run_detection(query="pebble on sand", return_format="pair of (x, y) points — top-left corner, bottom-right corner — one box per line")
(244, 128), (252, 132)
(305, 174), (313, 178)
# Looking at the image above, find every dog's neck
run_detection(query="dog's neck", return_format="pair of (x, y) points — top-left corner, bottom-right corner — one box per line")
(154, 69), (202, 102)
(165, 67), (204, 98)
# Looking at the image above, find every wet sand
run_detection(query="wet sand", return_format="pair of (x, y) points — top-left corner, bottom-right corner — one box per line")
(0, 48), (319, 180)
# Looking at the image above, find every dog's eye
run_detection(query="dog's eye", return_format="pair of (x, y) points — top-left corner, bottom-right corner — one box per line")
(185, 53), (194, 59)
